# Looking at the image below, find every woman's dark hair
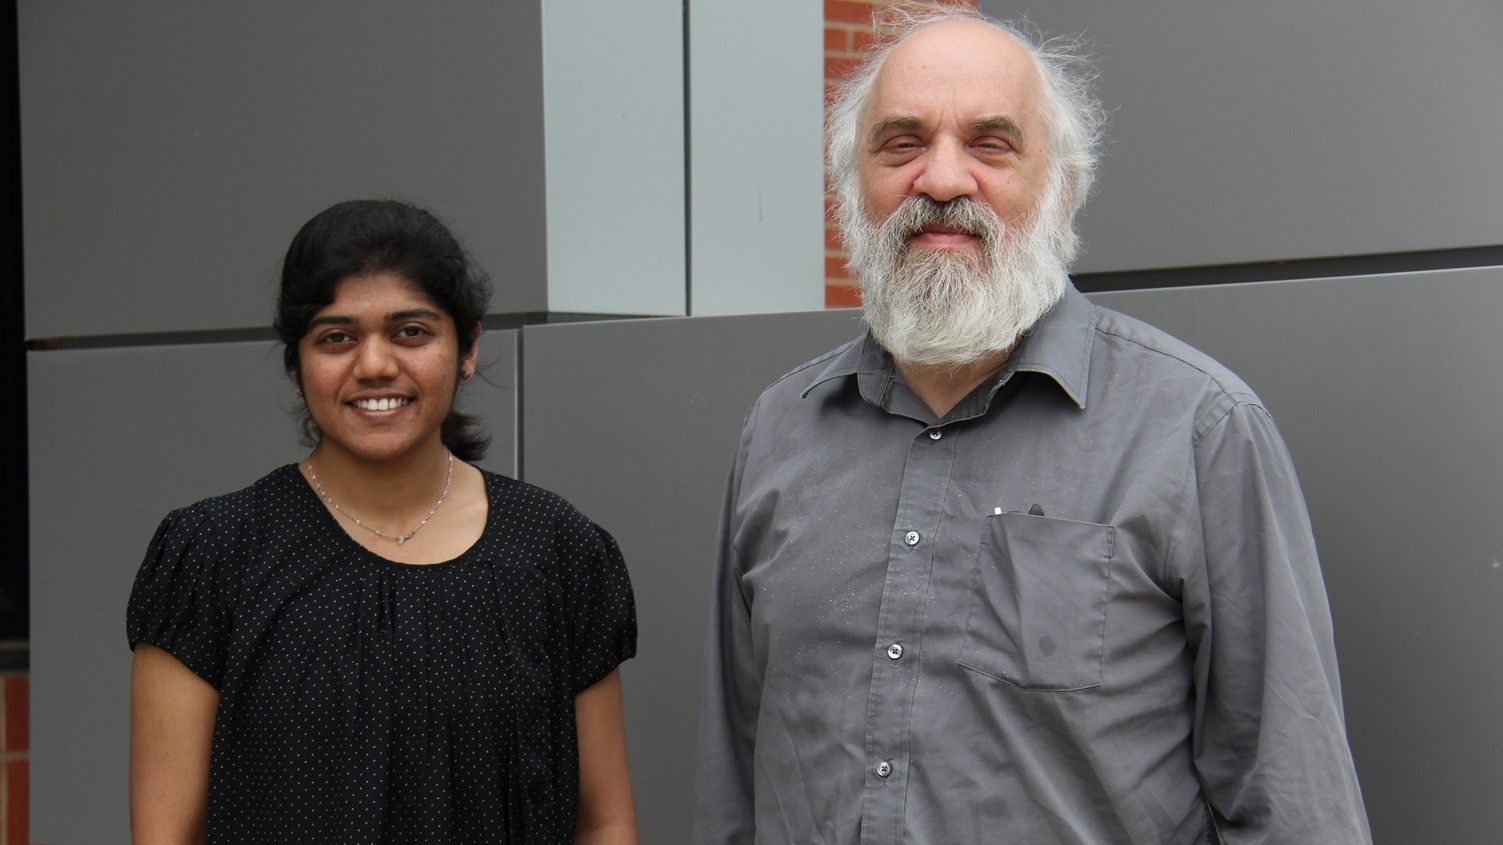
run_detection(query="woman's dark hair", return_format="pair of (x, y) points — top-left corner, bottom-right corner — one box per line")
(275, 199), (493, 461)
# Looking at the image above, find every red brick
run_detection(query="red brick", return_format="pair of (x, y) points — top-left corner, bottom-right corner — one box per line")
(824, 27), (850, 52)
(825, 255), (851, 281)
(5, 758), (27, 845)
(825, 226), (846, 253)
(824, 56), (860, 81)
(853, 29), (879, 53)
(826, 283), (863, 308)
(824, 82), (841, 109)
(825, 0), (877, 26)
(1, 675), (25, 753)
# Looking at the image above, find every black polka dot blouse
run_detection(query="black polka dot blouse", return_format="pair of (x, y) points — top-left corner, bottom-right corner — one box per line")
(127, 465), (637, 844)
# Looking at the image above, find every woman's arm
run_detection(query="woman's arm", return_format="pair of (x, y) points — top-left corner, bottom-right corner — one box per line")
(130, 642), (219, 845)
(574, 668), (639, 845)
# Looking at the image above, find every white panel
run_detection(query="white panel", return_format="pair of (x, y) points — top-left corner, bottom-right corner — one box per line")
(689, 0), (825, 315)
(542, 0), (686, 316)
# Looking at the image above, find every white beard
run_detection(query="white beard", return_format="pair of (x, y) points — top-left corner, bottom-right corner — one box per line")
(846, 186), (1070, 369)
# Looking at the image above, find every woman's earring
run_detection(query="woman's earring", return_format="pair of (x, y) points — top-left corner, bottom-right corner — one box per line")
(460, 369), (472, 382)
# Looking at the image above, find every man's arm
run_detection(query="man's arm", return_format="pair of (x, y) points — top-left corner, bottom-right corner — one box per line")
(693, 443), (762, 845)
(575, 668), (639, 845)
(130, 642), (218, 845)
(1182, 401), (1371, 843)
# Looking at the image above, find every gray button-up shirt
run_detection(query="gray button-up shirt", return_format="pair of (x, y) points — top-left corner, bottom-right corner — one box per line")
(695, 286), (1370, 844)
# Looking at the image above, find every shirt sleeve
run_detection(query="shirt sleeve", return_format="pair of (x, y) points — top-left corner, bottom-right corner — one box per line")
(1179, 400), (1372, 843)
(125, 508), (233, 690)
(558, 508), (637, 695)
(693, 418), (762, 845)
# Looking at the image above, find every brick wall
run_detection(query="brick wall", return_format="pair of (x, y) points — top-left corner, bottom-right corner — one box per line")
(0, 673), (26, 845)
(822, 0), (977, 308)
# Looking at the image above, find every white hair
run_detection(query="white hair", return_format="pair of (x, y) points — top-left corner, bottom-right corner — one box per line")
(826, 2), (1104, 265)
(851, 183), (1069, 369)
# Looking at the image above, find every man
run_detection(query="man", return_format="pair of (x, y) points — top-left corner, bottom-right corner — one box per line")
(694, 5), (1370, 844)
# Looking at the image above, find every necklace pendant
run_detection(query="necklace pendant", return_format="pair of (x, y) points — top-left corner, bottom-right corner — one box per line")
(396, 536), (406, 544)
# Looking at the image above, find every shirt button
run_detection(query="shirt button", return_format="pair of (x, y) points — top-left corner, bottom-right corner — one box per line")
(876, 761), (892, 778)
(886, 643), (903, 659)
(904, 530), (920, 546)
(928, 429), (942, 440)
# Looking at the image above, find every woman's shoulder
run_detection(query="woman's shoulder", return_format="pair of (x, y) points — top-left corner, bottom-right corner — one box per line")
(477, 469), (611, 540)
(480, 468), (578, 516)
(155, 464), (305, 540)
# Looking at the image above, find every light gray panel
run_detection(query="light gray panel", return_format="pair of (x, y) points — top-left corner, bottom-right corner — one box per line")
(27, 335), (516, 843)
(542, 0), (685, 316)
(1094, 268), (1503, 841)
(981, 0), (1503, 271)
(521, 309), (862, 844)
(690, 0), (826, 315)
(21, 0), (546, 338)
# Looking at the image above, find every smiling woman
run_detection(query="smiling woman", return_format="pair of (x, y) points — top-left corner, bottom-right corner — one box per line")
(125, 200), (640, 845)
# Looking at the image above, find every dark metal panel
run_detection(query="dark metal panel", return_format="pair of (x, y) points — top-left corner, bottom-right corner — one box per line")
(980, 0), (1503, 273)
(1095, 268), (1503, 842)
(521, 309), (863, 844)
(524, 269), (1501, 841)
(20, 0), (547, 338)
(27, 332), (516, 842)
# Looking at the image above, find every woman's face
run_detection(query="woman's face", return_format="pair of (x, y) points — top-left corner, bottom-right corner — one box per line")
(296, 273), (476, 464)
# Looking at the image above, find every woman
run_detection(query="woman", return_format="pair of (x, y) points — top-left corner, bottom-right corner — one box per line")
(127, 200), (638, 844)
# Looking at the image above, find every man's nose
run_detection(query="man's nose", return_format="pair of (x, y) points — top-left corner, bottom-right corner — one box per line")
(912, 140), (979, 203)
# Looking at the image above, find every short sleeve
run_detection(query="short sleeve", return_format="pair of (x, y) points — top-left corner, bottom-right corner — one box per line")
(556, 511), (637, 694)
(126, 508), (234, 690)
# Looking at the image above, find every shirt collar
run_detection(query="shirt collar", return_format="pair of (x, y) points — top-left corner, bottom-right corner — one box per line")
(1006, 283), (1094, 409)
(801, 282), (1096, 412)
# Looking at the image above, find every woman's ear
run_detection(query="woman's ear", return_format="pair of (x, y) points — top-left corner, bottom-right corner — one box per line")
(460, 323), (482, 382)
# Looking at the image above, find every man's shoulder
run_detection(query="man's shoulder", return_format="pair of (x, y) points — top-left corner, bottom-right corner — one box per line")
(752, 335), (865, 405)
(1088, 302), (1260, 406)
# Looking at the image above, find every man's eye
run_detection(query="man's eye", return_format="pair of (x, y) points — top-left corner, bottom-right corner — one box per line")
(396, 326), (431, 340)
(320, 331), (353, 345)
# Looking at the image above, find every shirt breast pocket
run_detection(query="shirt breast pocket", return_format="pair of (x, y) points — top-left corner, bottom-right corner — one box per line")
(957, 513), (1114, 691)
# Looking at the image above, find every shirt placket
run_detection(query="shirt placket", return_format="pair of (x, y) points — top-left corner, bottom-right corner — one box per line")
(859, 422), (956, 845)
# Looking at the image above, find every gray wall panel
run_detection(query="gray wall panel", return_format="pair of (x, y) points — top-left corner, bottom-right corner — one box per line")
(27, 334), (516, 842)
(981, 0), (1503, 272)
(28, 342), (301, 842)
(522, 270), (1501, 842)
(1095, 268), (1503, 841)
(21, 0), (547, 338)
(520, 310), (862, 844)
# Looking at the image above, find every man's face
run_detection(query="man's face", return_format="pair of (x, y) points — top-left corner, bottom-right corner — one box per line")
(856, 20), (1053, 250)
(845, 21), (1067, 369)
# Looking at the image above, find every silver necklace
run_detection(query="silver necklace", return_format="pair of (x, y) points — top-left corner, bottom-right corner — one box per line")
(306, 451), (454, 545)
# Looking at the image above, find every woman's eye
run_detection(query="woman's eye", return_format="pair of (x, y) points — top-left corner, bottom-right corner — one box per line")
(396, 326), (429, 340)
(320, 331), (353, 345)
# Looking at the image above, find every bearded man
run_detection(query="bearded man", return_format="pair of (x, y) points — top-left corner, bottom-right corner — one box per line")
(693, 6), (1371, 844)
